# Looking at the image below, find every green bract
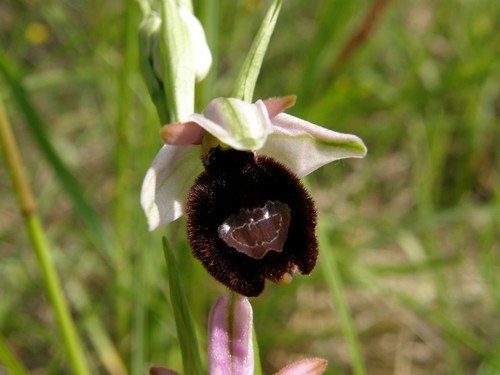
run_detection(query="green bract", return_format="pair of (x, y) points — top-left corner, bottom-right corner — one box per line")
(138, 1), (212, 124)
(233, 0), (283, 102)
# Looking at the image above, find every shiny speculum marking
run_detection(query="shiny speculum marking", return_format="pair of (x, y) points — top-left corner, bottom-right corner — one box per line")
(218, 201), (291, 259)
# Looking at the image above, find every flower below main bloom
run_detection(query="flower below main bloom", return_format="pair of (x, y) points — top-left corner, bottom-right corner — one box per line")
(141, 96), (367, 295)
(150, 292), (327, 375)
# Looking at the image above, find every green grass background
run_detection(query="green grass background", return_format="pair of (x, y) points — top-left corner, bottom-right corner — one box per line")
(1, 0), (499, 374)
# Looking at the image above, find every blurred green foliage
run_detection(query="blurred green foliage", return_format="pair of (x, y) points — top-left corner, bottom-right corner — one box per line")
(1, 0), (499, 374)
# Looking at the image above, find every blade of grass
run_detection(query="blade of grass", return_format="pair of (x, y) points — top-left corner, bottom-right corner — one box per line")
(162, 237), (203, 375)
(0, 335), (30, 375)
(317, 219), (366, 375)
(331, 0), (391, 72)
(297, 0), (359, 104)
(477, 210), (500, 310)
(131, 242), (147, 375)
(67, 281), (128, 375)
(358, 270), (500, 370)
(253, 325), (262, 375)
(0, 99), (91, 375)
(114, 0), (139, 355)
(411, 114), (465, 373)
(0, 48), (113, 258)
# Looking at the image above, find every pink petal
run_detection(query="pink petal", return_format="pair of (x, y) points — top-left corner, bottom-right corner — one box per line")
(160, 121), (205, 145)
(208, 293), (254, 375)
(263, 95), (297, 119)
(276, 358), (328, 375)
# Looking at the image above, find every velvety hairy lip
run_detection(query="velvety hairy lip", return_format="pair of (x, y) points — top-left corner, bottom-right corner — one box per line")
(186, 148), (317, 297)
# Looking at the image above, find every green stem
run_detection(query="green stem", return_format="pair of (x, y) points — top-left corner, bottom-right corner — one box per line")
(317, 221), (366, 375)
(0, 99), (91, 375)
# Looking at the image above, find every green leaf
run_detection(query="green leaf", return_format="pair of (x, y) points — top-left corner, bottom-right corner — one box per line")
(252, 325), (262, 375)
(232, 0), (282, 102)
(162, 237), (203, 375)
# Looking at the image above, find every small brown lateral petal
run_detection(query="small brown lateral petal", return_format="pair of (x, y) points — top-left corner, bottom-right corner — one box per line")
(186, 149), (318, 297)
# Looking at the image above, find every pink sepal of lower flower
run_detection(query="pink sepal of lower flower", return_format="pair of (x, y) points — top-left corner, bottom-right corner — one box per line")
(208, 293), (254, 375)
(149, 367), (181, 375)
(150, 293), (327, 375)
(276, 358), (328, 375)
(149, 357), (327, 375)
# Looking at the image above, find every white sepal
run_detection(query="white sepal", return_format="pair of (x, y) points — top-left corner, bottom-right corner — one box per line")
(190, 98), (273, 151)
(140, 145), (202, 231)
(179, 5), (212, 82)
(261, 113), (367, 177)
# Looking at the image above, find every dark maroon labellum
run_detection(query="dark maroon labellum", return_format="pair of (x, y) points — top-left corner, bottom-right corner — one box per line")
(217, 200), (291, 259)
(186, 148), (318, 297)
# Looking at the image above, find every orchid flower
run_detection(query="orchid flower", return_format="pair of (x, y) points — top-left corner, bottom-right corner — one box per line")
(141, 96), (366, 230)
(141, 95), (366, 296)
(150, 293), (328, 375)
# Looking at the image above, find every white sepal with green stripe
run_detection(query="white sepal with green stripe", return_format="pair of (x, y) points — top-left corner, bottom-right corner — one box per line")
(190, 98), (273, 151)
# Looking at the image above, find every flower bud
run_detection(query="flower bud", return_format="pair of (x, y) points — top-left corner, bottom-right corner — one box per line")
(138, 3), (212, 124)
(208, 293), (254, 375)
